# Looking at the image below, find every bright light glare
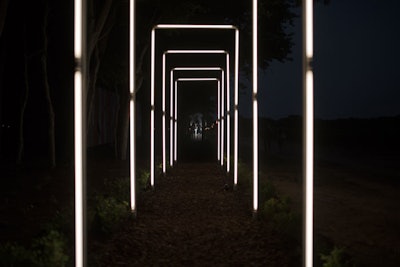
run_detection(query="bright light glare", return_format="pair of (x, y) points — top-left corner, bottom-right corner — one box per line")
(150, 29), (155, 187)
(221, 79), (224, 167)
(174, 78), (220, 163)
(162, 54), (166, 174)
(305, 70), (314, 267)
(156, 24), (237, 29)
(150, 28), (239, 191)
(234, 29), (239, 186)
(74, 2), (82, 58)
(169, 66), (225, 162)
(170, 71), (174, 167)
(174, 81), (177, 162)
(306, 0), (313, 58)
(304, 0), (314, 266)
(74, 0), (84, 265)
(252, 0), (258, 212)
(74, 71), (84, 267)
(166, 49), (227, 54)
(226, 55), (230, 173)
(129, 0), (136, 211)
(218, 83), (221, 161)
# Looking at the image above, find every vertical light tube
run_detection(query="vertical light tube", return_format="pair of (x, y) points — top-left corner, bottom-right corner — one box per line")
(162, 53), (166, 174)
(252, 0), (258, 212)
(226, 55), (230, 174)
(234, 29), (239, 186)
(74, 0), (86, 266)
(129, 0), (136, 212)
(150, 29), (155, 187)
(217, 79), (221, 161)
(170, 70), (174, 167)
(220, 79), (224, 166)
(303, 0), (314, 266)
(174, 81), (178, 162)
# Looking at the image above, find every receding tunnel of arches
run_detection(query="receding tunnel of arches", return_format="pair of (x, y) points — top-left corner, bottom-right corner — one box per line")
(177, 81), (218, 162)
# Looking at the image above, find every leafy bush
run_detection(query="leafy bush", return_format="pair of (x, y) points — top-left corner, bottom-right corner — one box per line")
(320, 247), (353, 267)
(262, 197), (301, 240)
(104, 176), (130, 202)
(138, 169), (150, 191)
(32, 230), (69, 267)
(0, 230), (69, 267)
(94, 195), (131, 235)
(0, 242), (35, 267)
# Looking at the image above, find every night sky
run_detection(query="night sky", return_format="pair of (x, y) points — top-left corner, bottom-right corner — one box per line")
(241, 0), (400, 119)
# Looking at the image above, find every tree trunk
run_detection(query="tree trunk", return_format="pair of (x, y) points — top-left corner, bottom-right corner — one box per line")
(41, 2), (56, 168)
(86, 0), (114, 137)
(17, 23), (29, 165)
(114, 42), (148, 160)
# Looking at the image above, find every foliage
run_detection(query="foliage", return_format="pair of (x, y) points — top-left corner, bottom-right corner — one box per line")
(31, 230), (69, 267)
(93, 195), (131, 235)
(138, 169), (150, 191)
(262, 197), (301, 239)
(104, 176), (130, 202)
(320, 247), (354, 267)
(0, 242), (35, 267)
(0, 230), (69, 267)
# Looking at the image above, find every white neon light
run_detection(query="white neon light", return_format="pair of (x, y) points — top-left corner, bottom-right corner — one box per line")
(252, 0), (258, 212)
(152, 27), (239, 186)
(221, 72), (224, 167)
(164, 50), (230, 165)
(174, 81), (177, 162)
(234, 29), (239, 186)
(173, 67), (222, 71)
(169, 68), (226, 165)
(150, 29), (155, 187)
(162, 54), (166, 174)
(306, 0), (313, 59)
(174, 78), (220, 163)
(226, 54), (230, 173)
(304, 0), (314, 266)
(74, 71), (84, 267)
(218, 82), (221, 161)
(74, 0), (85, 265)
(177, 77), (219, 81)
(156, 24), (237, 30)
(168, 68), (223, 166)
(170, 71), (174, 167)
(129, 0), (136, 212)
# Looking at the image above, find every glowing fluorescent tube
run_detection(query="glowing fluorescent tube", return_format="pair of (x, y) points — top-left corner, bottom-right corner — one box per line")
(129, 0), (136, 212)
(150, 29), (155, 187)
(303, 0), (314, 266)
(156, 24), (236, 30)
(174, 81), (177, 162)
(226, 54), (230, 174)
(252, 0), (258, 212)
(74, 0), (86, 265)
(162, 53), (166, 174)
(234, 29), (239, 186)
(170, 70), (174, 167)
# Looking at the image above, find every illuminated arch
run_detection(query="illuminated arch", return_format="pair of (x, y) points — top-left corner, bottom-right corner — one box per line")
(151, 25), (239, 189)
(74, 1), (314, 266)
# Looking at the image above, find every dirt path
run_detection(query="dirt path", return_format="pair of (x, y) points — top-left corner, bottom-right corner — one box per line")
(96, 162), (297, 266)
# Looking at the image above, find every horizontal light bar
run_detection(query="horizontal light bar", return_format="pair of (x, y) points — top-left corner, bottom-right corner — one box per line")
(165, 49), (227, 54)
(177, 77), (219, 82)
(173, 67), (223, 71)
(155, 24), (237, 30)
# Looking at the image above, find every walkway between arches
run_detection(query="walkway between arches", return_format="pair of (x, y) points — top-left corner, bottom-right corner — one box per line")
(97, 163), (297, 266)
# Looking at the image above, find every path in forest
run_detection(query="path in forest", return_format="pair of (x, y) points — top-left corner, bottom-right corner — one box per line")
(98, 162), (296, 266)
